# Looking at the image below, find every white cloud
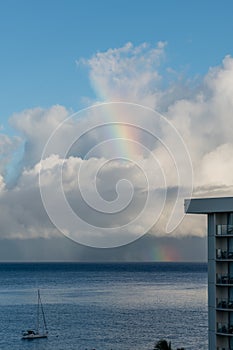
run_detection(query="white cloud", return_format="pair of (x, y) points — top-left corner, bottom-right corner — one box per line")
(196, 143), (233, 189)
(0, 174), (5, 192)
(0, 133), (21, 175)
(1, 42), (233, 245)
(9, 105), (70, 169)
(78, 41), (167, 107)
(165, 56), (233, 196)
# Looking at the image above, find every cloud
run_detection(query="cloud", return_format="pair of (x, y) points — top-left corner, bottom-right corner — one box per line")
(9, 105), (70, 169)
(165, 55), (233, 193)
(78, 41), (168, 107)
(0, 133), (21, 175)
(1, 42), (233, 246)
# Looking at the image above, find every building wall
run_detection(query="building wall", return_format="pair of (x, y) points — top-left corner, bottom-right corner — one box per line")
(208, 213), (216, 350)
(210, 212), (232, 350)
(185, 198), (233, 350)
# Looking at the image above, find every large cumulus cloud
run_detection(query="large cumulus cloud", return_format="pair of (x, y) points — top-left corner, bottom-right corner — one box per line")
(0, 42), (233, 245)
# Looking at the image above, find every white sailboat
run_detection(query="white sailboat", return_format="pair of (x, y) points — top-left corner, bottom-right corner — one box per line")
(22, 289), (48, 340)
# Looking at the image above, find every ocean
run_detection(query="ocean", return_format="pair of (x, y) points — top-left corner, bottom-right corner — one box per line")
(0, 262), (208, 350)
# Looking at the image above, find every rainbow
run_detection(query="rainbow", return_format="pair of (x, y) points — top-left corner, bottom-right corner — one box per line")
(148, 244), (181, 261)
(86, 102), (181, 260)
(138, 241), (181, 262)
(95, 102), (144, 159)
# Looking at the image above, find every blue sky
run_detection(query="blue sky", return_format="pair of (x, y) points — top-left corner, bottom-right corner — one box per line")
(1, 0), (233, 259)
(1, 0), (233, 126)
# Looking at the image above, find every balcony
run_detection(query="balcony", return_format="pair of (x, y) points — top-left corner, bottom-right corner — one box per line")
(217, 298), (233, 310)
(216, 274), (233, 285)
(216, 249), (233, 260)
(217, 323), (233, 336)
(217, 225), (233, 236)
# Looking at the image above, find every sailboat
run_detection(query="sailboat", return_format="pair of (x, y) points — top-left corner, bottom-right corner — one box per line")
(22, 289), (48, 339)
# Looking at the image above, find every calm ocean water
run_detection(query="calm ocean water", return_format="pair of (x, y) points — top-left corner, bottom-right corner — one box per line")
(0, 262), (208, 350)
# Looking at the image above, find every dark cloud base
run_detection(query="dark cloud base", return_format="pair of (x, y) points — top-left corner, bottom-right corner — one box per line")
(0, 234), (207, 262)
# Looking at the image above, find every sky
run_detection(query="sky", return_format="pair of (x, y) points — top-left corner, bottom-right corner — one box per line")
(1, 0), (233, 261)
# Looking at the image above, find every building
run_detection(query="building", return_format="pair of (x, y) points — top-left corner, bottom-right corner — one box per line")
(185, 197), (233, 350)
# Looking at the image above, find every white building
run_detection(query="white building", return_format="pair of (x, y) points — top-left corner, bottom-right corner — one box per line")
(185, 197), (233, 350)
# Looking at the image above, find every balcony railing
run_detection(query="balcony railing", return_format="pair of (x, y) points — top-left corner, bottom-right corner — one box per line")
(217, 298), (233, 310)
(217, 322), (233, 335)
(216, 274), (233, 285)
(217, 225), (233, 236)
(216, 249), (233, 260)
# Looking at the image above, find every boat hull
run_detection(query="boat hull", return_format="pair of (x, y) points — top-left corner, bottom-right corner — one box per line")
(22, 334), (48, 340)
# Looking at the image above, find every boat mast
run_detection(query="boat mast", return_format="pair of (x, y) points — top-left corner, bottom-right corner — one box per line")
(37, 289), (40, 333)
(38, 289), (48, 333)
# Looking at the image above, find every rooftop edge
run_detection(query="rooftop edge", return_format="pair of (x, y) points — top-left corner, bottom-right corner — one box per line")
(185, 197), (233, 214)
